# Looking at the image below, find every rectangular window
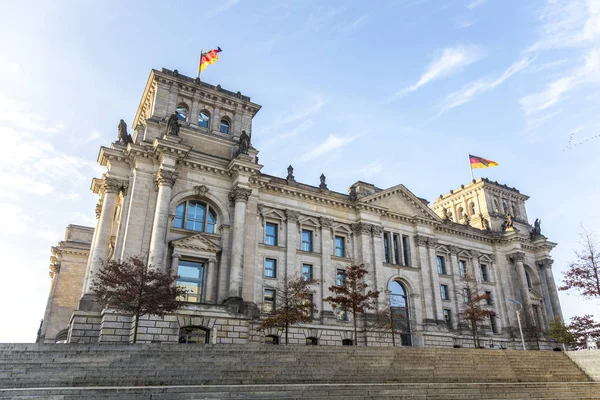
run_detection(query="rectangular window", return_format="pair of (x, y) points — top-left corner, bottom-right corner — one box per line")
(459, 260), (467, 278)
(490, 315), (497, 334)
(480, 264), (489, 282)
(443, 309), (452, 330)
(304, 294), (314, 318)
(383, 232), (390, 264)
(336, 269), (346, 287)
(302, 263), (313, 281)
(485, 291), (493, 305)
(337, 307), (348, 321)
(402, 235), (410, 266)
(334, 236), (345, 257)
(265, 223), (278, 246)
(264, 258), (277, 278)
(393, 234), (400, 265)
(464, 288), (471, 304)
(437, 256), (446, 275)
(176, 260), (205, 303)
(301, 230), (313, 252)
(440, 284), (449, 300)
(263, 289), (275, 313)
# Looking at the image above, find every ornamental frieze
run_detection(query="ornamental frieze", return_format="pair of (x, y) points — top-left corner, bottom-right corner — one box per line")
(414, 234), (429, 247)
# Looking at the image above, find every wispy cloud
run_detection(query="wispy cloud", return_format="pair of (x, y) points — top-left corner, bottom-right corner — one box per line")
(520, 48), (600, 115)
(393, 45), (484, 99)
(527, 0), (600, 52)
(358, 160), (384, 178)
(439, 56), (534, 115)
(467, 0), (487, 10)
(301, 134), (359, 162)
(205, 0), (239, 18)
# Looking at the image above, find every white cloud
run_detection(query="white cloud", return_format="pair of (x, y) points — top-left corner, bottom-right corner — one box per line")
(205, 0), (239, 18)
(358, 160), (384, 178)
(467, 0), (487, 9)
(393, 45), (484, 98)
(301, 134), (358, 162)
(439, 56), (534, 114)
(528, 0), (600, 52)
(520, 48), (600, 115)
(264, 119), (313, 146)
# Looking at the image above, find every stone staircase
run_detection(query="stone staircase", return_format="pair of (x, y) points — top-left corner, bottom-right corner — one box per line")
(0, 344), (598, 399)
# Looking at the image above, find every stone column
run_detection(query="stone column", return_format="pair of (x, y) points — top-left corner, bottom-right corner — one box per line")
(426, 238), (445, 324)
(414, 235), (436, 324)
(170, 252), (180, 272)
(371, 225), (385, 307)
(489, 256), (508, 333)
(285, 209), (299, 283)
(82, 178), (123, 296)
(217, 224), (231, 302)
(508, 252), (534, 326)
(228, 186), (252, 300)
(536, 259), (554, 323)
(541, 259), (562, 320)
(81, 200), (103, 295)
(205, 257), (218, 303)
(352, 223), (374, 287)
(319, 217), (333, 318)
(148, 169), (177, 270)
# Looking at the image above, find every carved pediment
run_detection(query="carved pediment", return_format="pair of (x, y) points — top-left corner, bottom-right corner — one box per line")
(529, 288), (544, 302)
(360, 184), (441, 221)
(171, 233), (220, 253)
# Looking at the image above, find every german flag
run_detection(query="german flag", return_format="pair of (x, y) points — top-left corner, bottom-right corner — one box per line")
(469, 154), (499, 169)
(199, 47), (222, 73)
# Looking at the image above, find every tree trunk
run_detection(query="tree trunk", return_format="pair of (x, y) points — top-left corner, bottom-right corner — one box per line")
(132, 313), (139, 344)
(285, 322), (289, 345)
(353, 312), (358, 346)
(471, 320), (478, 348)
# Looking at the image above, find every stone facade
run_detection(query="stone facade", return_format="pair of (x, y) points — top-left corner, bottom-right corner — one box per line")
(39, 68), (563, 349)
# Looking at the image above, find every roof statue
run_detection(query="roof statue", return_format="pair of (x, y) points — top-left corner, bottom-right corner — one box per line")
(166, 113), (180, 136)
(118, 119), (133, 144)
(239, 130), (250, 154)
(319, 173), (328, 190)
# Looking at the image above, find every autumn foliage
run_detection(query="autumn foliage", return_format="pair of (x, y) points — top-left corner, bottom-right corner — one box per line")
(459, 274), (497, 348)
(91, 256), (186, 343)
(559, 229), (600, 299)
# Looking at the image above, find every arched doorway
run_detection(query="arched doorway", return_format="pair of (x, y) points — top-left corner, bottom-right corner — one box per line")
(389, 280), (412, 346)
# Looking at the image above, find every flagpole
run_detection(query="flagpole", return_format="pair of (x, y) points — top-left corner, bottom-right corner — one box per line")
(198, 49), (203, 80)
(468, 153), (474, 181)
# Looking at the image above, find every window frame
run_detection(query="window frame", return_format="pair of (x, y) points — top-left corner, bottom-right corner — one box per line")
(443, 309), (452, 330)
(176, 104), (189, 122)
(480, 264), (489, 282)
(265, 222), (278, 246)
(176, 260), (206, 304)
(301, 229), (313, 252)
(336, 269), (346, 287)
(437, 255), (447, 275)
(174, 200), (217, 234)
(264, 258), (277, 279)
(393, 234), (400, 265)
(383, 232), (391, 264)
(263, 289), (276, 313)
(334, 235), (346, 257)
(459, 260), (467, 278)
(401, 235), (410, 266)
(440, 284), (450, 301)
(302, 263), (313, 281)
(198, 110), (211, 128)
(219, 118), (231, 134)
(485, 290), (493, 305)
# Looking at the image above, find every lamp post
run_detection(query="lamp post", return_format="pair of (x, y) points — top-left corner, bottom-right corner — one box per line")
(508, 299), (526, 350)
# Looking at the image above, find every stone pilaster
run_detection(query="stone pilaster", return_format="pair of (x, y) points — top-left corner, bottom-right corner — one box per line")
(371, 225), (385, 307)
(426, 238), (445, 324)
(539, 258), (562, 320)
(217, 224), (231, 302)
(319, 217), (333, 317)
(507, 251), (534, 326)
(148, 169), (177, 270)
(227, 186), (252, 300)
(205, 257), (218, 304)
(414, 234), (436, 324)
(285, 209), (299, 283)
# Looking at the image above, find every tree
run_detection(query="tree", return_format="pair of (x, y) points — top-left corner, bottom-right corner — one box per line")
(568, 314), (600, 350)
(458, 275), (497, 348)
(258, 275), (318, 344)
(547, 319), (574, 350)
(559, 229), (600, 299)
(91, 256), (186, 343)
(324, 264), (380, 346)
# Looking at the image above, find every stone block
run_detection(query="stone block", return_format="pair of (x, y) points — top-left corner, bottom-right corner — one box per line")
(232, 338), (246, 344)
(161, 328), (179, 335)
(228, 319), (240, 326)
(147, 327), (162, 334)
(228, 332), (240, 338)
(102, 315), (118, 322)
(138, 320), (156, 327)
(102, 322), (124, 329)
(102, 329), (116, 336)
(115, 329), (131, 336)
(220, 338), (233, 344)
(233, 326), (246, 332)
(117, 316), (132, 322)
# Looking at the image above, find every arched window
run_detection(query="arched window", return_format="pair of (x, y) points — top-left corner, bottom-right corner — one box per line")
(176, 104), (189, 121)
(342, 339), (353, 346)
(469, 202), (476, 216)
(179, 326), (210, 344)
(219, 118), (230, 134)
(55, 329), (68, 344)
(389, 280), (412, 346)
(306, 337), (318, 345)
(265, 335), (279, 344)
(457, 207), (464, 220)
(198, 110), (210, 128)
(447, 211), (453, 221)
(525, 270), (532, 289)
(502, 202), (508, 214)
(511, 204), (518, 218)
(174, 201), (217, 233)
(493, 199), (499, 212)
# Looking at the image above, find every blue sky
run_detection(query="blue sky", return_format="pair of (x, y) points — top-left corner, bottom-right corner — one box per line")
(0, 0), (599, 342)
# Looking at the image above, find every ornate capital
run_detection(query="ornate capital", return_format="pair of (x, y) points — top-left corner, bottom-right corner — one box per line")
(414, 234), (429, 247)
(448, 245), (460, 255)
(194, 184), (209, 197)
(49, 262), (61, 278)
(536, 257), (553, 269)
(156, 169), (177, 188)
(208, 257), (218, 264)
(257, 203), (264, 216)
(320, 217), (333, 229)
(285, 209), (299, 222)
(488, 254), (497, 263)
(470, 250), (481, 259)
(172, 252), (181, 259)
(507, 251), (526, 263)
(230, 186), (252, 203)
(95, 201), (102, 219)
(371, 225), (384, 236)
(104, 177), (126, 194)
(351, 222), (373, 235)
(427, 238), (439, 247)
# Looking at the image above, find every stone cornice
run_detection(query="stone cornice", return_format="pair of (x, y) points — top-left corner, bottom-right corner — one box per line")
(98, 145), (129, 167)
(360, 184), (441, 222)
(152, 137), (192, 159)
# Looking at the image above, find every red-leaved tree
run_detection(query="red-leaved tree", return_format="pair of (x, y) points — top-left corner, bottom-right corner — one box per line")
(459, 274), (497, 348)
(91, 256), (186, 343)
(559, 229), (600, 299)
(324, 264), (380, 346)
(568, 314), (600, 350)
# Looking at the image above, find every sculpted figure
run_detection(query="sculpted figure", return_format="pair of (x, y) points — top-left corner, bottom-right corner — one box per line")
(287, 165), (295, 182)
(239, 130), (250, 154)
(505, 213), (514, 229)
(166, 113), (180, 136)
(319, 173), (327, 189)
(118, 119), (132, 144)
(533, 218), (542, 236)
(442, 207), (449, 221)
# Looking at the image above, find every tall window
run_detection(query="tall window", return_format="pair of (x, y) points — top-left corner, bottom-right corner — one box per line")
(469, 202), (476, 216)
(437, 256), (447, 274)
(174, 201), (217, 233)
(178, 326), (210, 344)
(334, 236), (345, 257)
(263, 289), (275, 313)
(301, 230), (313, 252)
(264, 258), (277, 278)
(525, 270), (532, 289)
(336, 269), (346, 286)
(176, 261), (205, 303)
(219, 118), (230, 134)
(490, 315), (498, 334)
(464, 288), (471, 304)
(304, 294), (314, 318)
(457, 207), (464, 220)
(198, 111), (210, 128)
(393, 234), (400, 265)
(265, 223), (277, 246)
(389, 280), (411, 346)
(485, 291), (493, 305)
(176, 104), (188, 121)
(440, 284), (449, 300)
(402, 235), (410, 266)
(443, 309), (452, 330)
(337, 307), (348, 321)
(480, 264), (489, 282)
(383, 232), (391, 264)
(302, 264), (313, 281)
(459, 260), (467, 278)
